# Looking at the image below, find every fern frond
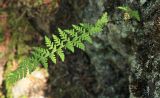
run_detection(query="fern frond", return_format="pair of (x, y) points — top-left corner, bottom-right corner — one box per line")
(6, 12), (108, 85)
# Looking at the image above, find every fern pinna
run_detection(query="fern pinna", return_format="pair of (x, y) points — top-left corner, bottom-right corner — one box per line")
(6, 12), (108, 85)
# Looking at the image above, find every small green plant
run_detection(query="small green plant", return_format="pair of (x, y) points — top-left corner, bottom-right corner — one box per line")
(6, 12), (108, 85)
(117, 6), (140, 21)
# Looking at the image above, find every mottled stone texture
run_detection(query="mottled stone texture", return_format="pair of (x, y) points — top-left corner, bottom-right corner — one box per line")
(30, 0), (159, 98)
(47, 0), (130, 98)
(130, 0), (160, 98)
(82, 0), (160, 98)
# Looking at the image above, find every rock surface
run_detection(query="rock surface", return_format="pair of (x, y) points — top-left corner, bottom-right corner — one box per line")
(47, 0), (160, 98)
(0, 0), (159, 98)
(12, 69), (48, 98)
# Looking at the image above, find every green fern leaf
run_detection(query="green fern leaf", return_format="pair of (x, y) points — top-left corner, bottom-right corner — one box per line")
(80, 23), (92, 30)
(6, 12), (108, 85)
(6, 58), (37, 85)
(58, 28), (68, 41)
(75, 41), (85, 50)
(72, 25), (85, 33)
(66, 41), (74, 52)
(81, 33), (92, 43)
(117, 6), (130, 11)
(53, 35), (61, 46)
(49, 53), (56, 64)
(45, 36), (54, 50)
(89, 26), (102, 34)
(118, 6), (140, 21)
(96, 12), (108, 27)
(65, 29), (77, 37)
(72, 37), (79, 43)
(130, 10), (140, 21)
(40, 58), (48, 69)
(57, 48), (65, 61)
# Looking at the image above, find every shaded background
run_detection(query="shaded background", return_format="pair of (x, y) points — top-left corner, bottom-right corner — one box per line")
(0, 0), (159, 98)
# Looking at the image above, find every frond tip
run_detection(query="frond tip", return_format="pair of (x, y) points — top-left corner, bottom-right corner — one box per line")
(6, 12), (108, 85)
